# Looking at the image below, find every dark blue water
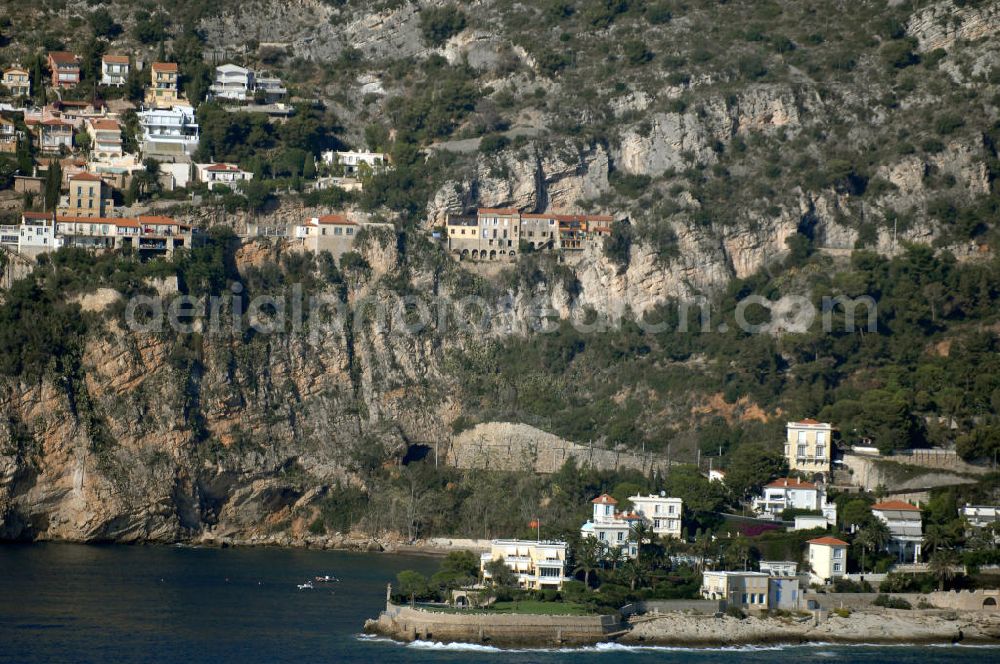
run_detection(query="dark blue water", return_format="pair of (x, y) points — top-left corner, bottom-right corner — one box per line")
(0, 543), (994, 663)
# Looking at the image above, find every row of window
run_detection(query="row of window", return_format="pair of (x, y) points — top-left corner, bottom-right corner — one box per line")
(741, 593), (766, 605)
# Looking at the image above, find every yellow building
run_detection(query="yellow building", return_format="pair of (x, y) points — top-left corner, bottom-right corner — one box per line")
(785, 418), (833, 475)
(480, 539), (569, 591)
(146, 62), (179, 108)
(807, 536), (848, 585)
(63, 172), (112, 217)
(3, 66), (30, 98)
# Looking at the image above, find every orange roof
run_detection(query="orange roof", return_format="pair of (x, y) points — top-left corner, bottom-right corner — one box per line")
(314, 214), (355, 225)
(4, 66), (28, 74)
(41, 118), (72, 127)
(478, 208), (519, 215)
(89, 119), (120, 131)
(102, 55), (129, 64)
(114, 219), (140, 228)
(56, 215), (117, 223)
(591, 493), (618, 505)
(70, 172), (103, 182)
(22, 212), (51, 220)
(792, 418), (824, 425)
(151, 62), (178, 72)
(871, 501), (921, 512)
(765, 477), (817, 490)
(205, 163), (241, 172)
(48, 51), (78, 65)
(807, 537), (848, 547)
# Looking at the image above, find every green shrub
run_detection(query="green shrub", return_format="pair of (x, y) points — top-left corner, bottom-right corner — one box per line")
(419, 5), (467, 46)
(725, 605), (747, 619)
(833, 607), (852, 618)
(873, 594), (912, 610)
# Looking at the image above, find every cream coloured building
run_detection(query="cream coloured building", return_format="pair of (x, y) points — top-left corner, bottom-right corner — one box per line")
(785, 419), (833, 475)
(629, 494), (683, 539)
(480, 539), (569, 591)
(701, 571), (770, 609)
(807, 536), (848, 585)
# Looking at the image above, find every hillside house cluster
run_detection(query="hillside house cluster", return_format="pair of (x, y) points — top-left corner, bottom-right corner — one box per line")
(193, 163), (254, 190)
(292, 214), (393, 261)
(751, 477), (837, 524)
(445, 209), (614, 261)
(2, 211), (193, 257)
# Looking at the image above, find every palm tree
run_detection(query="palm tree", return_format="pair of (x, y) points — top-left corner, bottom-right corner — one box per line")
(605, 544), (625, 571)
(573, 537), (604, 587)
(856, 519), (891, 572)
(923, 524), (954, 556)
(621, 558), (647, 591)
(630, 520), (655, 565)
(693, 531), (716, 570)
(928, 550), (959, 591)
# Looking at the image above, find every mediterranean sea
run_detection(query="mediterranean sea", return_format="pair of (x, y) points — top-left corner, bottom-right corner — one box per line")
(0, 543), (994, 663)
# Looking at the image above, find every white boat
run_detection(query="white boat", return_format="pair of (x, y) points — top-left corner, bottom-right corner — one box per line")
(297, 582), (314, 590)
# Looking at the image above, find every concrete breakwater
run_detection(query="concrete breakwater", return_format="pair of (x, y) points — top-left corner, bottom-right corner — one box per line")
(363, 602), (624, 647)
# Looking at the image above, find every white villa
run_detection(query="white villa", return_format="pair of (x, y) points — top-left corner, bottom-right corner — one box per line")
(194, 162), (254, 190)
(807, 536), (848, 584)
(580, 494), (640, 557)
(0, 212), (58, 256)
(321, 150), (389, 175)
(871, 501), (923, 563)
(100, 55), (130, 86)
(580, 493), (683, 558)
(480, 539), (569, 591)
(785, 419), (834, 475)
(759, 560), (798, 577)
(138, 105), (200, 158)
(208, 64), (287, 103)
(752, 477), (837, 523)
(630, 493), (683, 539)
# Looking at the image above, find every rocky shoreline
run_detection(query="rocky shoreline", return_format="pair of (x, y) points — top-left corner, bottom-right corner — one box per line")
(620, 610), (1000, 648)
(364, 603), (1000, 649)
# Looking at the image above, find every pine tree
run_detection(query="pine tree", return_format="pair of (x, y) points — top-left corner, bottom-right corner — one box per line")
(43, 161), (61, 212)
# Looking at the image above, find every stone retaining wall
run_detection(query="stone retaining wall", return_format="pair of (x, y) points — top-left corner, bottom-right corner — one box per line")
(366, 602), (622, 647)
(805, 589), (1000, 612)
(447, 422), (672, 475)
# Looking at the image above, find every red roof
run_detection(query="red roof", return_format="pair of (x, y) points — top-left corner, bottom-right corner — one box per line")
(102, 55), (129, 64)
(765, 477), (817, 490)
(591, 493), (618, 505)
(137, 215), (182, 226)
(205, 163), (241, 172)
(70, 172), (103, 182)
(48, 52), (79, 65)
(871, 501), (921, 512)
(89, 119), (120, 131)
(22, 212), (51, 220)
(792, 418), (824, 426)
(41, 118), (72, 127)
(314, 214), (355, 225)
(807, 537), (848, 547)
(151, 62), (178, 72)
(478, 208), (519, 215)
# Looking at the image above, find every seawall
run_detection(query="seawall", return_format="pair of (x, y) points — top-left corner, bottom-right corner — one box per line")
(364, 601), (624, 647)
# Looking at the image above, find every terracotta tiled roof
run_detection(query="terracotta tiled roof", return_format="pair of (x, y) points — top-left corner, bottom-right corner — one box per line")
(41, 118), (72, 127)
(792, 418), (824, 425)
(89, 119), (120, 131)
(4, 67), (28, 75)
(102, 55), (129, 64)
(137, 215), (181, 226)
(314, 214), (355, 225)
(22, 212), (51, 220)
(765, 477), (817, 490)
(478, 208), (519, 215)
(151, 62), (178, 72)
(48, 51), (79, 65)
(70, 172), (103, 182)
(206, 163), (241, 172)
(871, 501), (921, 512)
(591, 493), (618, 505)
(807, 536), (848, 547)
